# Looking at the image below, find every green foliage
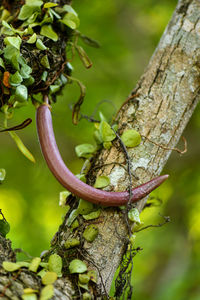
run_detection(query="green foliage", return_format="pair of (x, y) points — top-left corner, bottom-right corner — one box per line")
(94, 175), (110, 188)
(2, 261), (21, 272)
(82, 209), (101, 220)
(40, 284), (54, 300)
(28, 257), (41, 272)
(99, 120), (116, 143)
(83, 224), (99, 242)
(0, 0), (92, 161)
(69, 259), (87, 274)
(121, 129), (141, 148)
(48, 253), (62, 277)
(128, 208), (141, 224)
(41, 271), (57, 285)
(75, 143), (96, 158)
(64, 238), (80, 249)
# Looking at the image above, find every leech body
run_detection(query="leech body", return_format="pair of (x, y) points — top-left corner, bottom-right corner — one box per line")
(36, 104), (169, 206)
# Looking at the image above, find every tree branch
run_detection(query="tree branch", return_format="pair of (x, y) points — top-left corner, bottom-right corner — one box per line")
(1, 0), (200, 298)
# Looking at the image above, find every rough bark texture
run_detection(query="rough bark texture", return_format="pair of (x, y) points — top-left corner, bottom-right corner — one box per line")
(0, 0), (200, 299)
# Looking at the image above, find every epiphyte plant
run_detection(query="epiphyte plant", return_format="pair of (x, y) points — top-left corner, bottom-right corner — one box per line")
(0, 0), (168, 206)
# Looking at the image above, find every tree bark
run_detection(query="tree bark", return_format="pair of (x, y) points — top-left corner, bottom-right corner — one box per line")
(0, 0), (200, 298)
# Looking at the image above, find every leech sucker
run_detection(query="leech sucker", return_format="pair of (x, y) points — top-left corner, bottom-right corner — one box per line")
(36, 103), (169, 206)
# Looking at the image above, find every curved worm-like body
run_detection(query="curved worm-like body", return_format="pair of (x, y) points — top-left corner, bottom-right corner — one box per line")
(36, 104), (168, 206)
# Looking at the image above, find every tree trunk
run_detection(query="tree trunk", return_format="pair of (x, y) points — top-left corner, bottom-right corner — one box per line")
(0, 0), (200, 298)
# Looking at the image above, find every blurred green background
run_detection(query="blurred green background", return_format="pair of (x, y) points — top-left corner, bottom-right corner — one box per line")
(1, 0), (200, 299)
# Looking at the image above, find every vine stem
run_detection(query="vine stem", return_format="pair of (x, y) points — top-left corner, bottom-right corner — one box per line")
(36, 96), (169, 206)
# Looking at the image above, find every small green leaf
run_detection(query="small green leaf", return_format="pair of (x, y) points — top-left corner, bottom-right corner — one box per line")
(22, 294), (37, 300)
(27, 33), (37, 44)
(70, 219), (79, 230)
(129, 234), (136, 246)
(40, 55), (50, 69)
(112, 123), (118, 131)
(59, 191), (71, 207)
(40, 284), (54, 300)
(66, 209), (79, 227)
(64, 238), (80, 249)
(26, 0), (43, 6)
(99, 121), (116, 142)
(0, 219), (10, 237)
(40, 262), (49, 269)
(60, 13), (80, 30)
(3, 261), (21, 272)
(18, 55), (27, 66)
(28, 257), (41, 272)
(36, 39), (47, 50)
(76, 45), (92, 69)
(82, 209), (101, 220)
(41, 71), (48, 81)
(40, 25), (58, 41)
(77, 199), (94, 215)
(75, 144), (96, 158)
(79, 273), (90, 284)
(27, 26), (34, 34)
(83, 225), (99, 242)
(40, 15), (53, 26)
(62, 5), (78, 16)
(94, 176), (110, 189)
(87, 270), (98, 283)
(48, 254), (62, 277)
(18, 5), (34, 20)
(0, 58), (5, 69)
(22, 76), (34, 87)
(9, 131), (36, 163)
(23, 76), (35, 87)
(20, 64), (32, 79)
(103, 141), (112, 149)
(26, 12), (40, 25)
(0, 9), (10, 22)
(17, 261), (30, 268)
(0, 169), (6, 182)
(49, 85), (60, 94)
(42, 271), (57, 285)
(44, 3), (58, 8)
(37, 269), (47, 278)
(69, 259), (87, 274)
(128, 208), (141, 224)
(60, 74), (68, 85)
(11, 53), (20, 71)
(49, 8), (61, 19)
(9, 71), (23, 86)
(121, 129), (141, 148)
(2, 20), (12, 31)
(23, 288), (38, 294)
(4, 45), (20, 62)
(15, 85), (28, 102)
(4, 36), (22, 50)
(82, 292), (92, 300)
(93, 130), (103, 144)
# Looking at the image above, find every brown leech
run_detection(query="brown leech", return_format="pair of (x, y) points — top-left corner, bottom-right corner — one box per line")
(36, 99), (169, 206)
